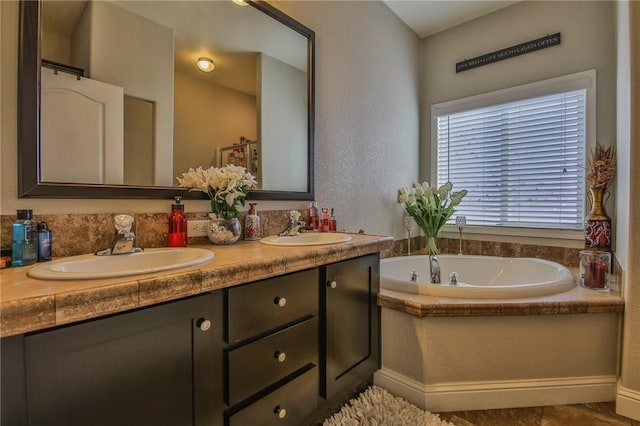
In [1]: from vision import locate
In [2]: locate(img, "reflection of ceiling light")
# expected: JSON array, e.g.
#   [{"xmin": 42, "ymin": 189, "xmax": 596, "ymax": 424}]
[
  {"xmin": 232, "ymin": 0, "xmax": 249, "ymax": 6},
  {"xmin": 196, "ymin": 57, "xmax": 215, "ymax": 72}
]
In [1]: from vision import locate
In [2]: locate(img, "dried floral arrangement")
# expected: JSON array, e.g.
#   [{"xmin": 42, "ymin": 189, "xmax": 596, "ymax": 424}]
[{"xmin": 586, "ymin": 142, "xmax": 616, "ymax": 190}]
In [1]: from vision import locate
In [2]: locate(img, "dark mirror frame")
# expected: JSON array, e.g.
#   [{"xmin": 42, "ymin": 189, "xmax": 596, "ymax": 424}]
[{"xmin": 18, "ymin": 0, "xmax": 315, "ymax": 201}]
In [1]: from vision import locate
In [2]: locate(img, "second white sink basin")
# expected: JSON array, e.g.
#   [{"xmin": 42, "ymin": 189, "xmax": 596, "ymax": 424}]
[
  {"xmin": 27, "ymin": 247, "xmax": 214, "ymax": 280},
  {"xmin": 260, "ymin": 233, "xmax": 352, "ymax": 247}
]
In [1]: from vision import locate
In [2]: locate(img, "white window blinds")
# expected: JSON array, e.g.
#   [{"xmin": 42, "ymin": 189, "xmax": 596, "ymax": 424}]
[{"xmin": 436, "ymin": 89, "xmax": 586, "ymax": 230}]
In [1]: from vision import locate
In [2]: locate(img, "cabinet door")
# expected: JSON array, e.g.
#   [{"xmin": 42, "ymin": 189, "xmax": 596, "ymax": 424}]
[
  {"xmin": 322, "ymin": 254, "xmax": 380, "ymax": 399},
  {"xmin": 24, "ymin": 292, "xmax": 223, "ymax": 426}
]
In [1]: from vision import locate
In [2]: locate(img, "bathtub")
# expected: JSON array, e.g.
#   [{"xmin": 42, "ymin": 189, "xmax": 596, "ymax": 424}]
[
  {"xmin": 376, "ymin": 254, "xmax": 619, "ymax": 413},
  {"xmin": 380, "ymin": 255, "xmax": 575, "ymax": 298}
]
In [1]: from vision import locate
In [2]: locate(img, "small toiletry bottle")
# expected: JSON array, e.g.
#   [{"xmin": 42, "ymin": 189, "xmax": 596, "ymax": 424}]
[
  {"xmin": 244, "ymin": 203, "xmax": 261, "ymax": 240},
  {"xmin": 309, "ymin": 202, "xmax": 318, "ymax": 230},
  {"xmin": 37, "ymin": 221, "xmax": 52, "ymax": 261},
  {"xmin": 12, "ymin": 209, "xmax": 37, "ymax": 266},
  {"xmin": 168, "ymin": 196, "xmax": 187, "ymax": 247},
  {"xmin": 320, "ymin": 208, "xmax": 330, "ymax": 232},
  {"xmin": 329, "ymin": 208, "xmax": 337, "ymax": 232}
]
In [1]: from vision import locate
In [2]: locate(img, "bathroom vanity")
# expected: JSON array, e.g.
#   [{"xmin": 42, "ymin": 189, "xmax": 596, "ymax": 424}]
[{"xmin": 0, "ymin": 234, "xmax": 391, "ymax": 425}]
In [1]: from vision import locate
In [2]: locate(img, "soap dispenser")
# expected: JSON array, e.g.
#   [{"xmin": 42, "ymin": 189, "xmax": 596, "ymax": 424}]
[
  {"xmin": 244, "ymin": 203, "xmax": 261, "ymax": 240},
  {"xmin": 168, "ymin": 196, "xmax": 187, "ymax": 247}
]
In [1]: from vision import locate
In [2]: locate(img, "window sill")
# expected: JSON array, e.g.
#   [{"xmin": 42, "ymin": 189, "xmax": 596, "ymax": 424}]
[{"xmin": 439, "ymin": 225, "xmax": 585, "ymax": 248}]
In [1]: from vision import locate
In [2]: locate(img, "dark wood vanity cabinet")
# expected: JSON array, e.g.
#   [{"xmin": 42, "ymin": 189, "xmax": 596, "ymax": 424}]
[
  {"xmin": 223, "ymin": 269, "xmax": 320, "ymax": 425},
  {"xmin": 0, "ymin": 254, "xmax": 381, "ymax": 426},
  {"xmin": 2, "ymin": 292, "xmax": 223, "ymax": 426},
  {"xmin": 322, "ymin": 253, "xmax": 381, "ymax": 401}
]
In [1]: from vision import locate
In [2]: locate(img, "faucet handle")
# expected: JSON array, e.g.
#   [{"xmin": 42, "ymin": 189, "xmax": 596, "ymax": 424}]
[
  {"xmin": 114, "ymin": 214, "xmax": 134, "ymax": 234},
  {"xmin": 289, "ymin": 210, "xmax": 301, "ymax": 222}
]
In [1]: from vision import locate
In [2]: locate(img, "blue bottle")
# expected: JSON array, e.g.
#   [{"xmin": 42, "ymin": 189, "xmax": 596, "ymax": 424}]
[
  {"xmin": 37, "ymin": 221, "xmax": 52, "ymax": 261},
  {"xmin": 12, "ymin": 209, "xmax": 37, "ymax": 266}
]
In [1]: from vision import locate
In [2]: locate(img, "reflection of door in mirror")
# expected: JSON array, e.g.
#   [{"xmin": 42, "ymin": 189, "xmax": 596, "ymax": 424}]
[
  {"xmin": 41, "ymin": 0, "xmax": 173, "ymax": 186},
  {"xmin": 41, "ymin": 66, "xmax": 124, "ymax": 184}
]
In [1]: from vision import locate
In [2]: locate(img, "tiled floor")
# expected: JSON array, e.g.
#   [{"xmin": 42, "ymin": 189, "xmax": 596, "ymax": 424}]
[{"xmin": 437, "ymin": 402, "xmax": 640, "ymax": 426}]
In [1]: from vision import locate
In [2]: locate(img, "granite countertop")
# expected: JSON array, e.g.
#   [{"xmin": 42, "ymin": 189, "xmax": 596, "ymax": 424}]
[{"xmin": 0, "ymin": 233, "xmax": 394, "ymax": 338}]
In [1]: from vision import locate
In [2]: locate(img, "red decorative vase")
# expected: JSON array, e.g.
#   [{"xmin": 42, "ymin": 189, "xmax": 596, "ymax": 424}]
[{"xmin": 584, "ymin": 188, "xmax": 611, "ymax": 250}]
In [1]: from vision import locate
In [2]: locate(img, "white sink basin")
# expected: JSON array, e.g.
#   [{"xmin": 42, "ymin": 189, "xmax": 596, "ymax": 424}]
[
  {"xmin": 27, "ymin": 247, "xmax": 214, "ymax": 280},
  {"xmin": 259, "ymin": 233, "xmax": 352, "ymax": 247}
]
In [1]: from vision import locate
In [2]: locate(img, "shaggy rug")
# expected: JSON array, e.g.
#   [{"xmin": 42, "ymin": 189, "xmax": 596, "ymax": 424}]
[{"xmin": 322, "ymin": 385, "xmax": 454, "ymax": 426}]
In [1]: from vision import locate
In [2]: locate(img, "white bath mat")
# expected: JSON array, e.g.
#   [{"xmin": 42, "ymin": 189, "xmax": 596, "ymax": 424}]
[{"xmin": 322, "ymin": 385, "xmax": 454, "ymax": 426}]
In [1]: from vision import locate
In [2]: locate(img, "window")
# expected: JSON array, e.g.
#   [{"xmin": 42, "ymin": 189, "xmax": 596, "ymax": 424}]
[{"xmin": 432, "ymin": 71, "xmax": 595, "ymax": 232}]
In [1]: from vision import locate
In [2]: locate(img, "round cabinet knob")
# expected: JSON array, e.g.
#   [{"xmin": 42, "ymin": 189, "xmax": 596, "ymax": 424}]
[
  {"xmin": 274, "ymin": 406, "xmax": 287, "ymax": 419},
  {"xmin": 274, "ymin": 296, "xmax": 287, "ymax": 307},
  {"xmin": 197, "ymin": 318, "xmax": 211, "ymax": 332},
  {"xmin": 328, "ymin": 280, "xmax": 338, "ymax": 289},
  {"xmin": 274, "ymin": 351, "xmax": 287, "ymax": 363}
]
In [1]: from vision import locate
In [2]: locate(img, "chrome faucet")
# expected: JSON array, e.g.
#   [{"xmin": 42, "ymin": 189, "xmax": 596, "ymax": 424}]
[
  {"xmin": 96, "ymin": 214, "xmax": 144, "ymax": 256},
  {"xmin": 279, "ymin": 210, "xmax": 306, "ymax": 236},
  {"xmin": 429, "ymin": 255, "xmax": 441, "ymax": 284}
]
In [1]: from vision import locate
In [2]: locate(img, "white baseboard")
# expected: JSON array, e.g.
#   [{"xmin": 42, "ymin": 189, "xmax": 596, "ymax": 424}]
[
  {"xmin": 374, "ymin": 368, "xmax": 617, "ymax": 412},
  {"xmin": 617, "ymin": 385, "xmax": 640, "ymax": 420}
]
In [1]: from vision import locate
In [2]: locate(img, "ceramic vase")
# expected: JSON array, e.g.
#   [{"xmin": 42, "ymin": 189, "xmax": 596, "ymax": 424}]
[{"xmin": 584, "ymin": 188, "xmax": 611, "ymax": 251}]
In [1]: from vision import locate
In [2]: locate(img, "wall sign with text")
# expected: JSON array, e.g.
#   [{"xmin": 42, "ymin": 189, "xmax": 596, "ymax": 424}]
[{"xmin": 456, "ymin": 33, "xmax": 561, "ymax": 73}]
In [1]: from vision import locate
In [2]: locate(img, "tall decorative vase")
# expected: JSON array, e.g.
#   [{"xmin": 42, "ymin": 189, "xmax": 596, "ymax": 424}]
[
  {"xmin": 208, "ymin": 214, "xmax": 241, "ymax": 245},
  {"xmin": 584, "ymin": 188, "xmax": 611, "ymax": 250}
]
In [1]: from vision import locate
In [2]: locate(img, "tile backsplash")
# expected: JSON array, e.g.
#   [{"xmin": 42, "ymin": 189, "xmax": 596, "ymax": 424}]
[{"xmin": 1, "ymin": 210, "xmax": 307, "ymax": 258}]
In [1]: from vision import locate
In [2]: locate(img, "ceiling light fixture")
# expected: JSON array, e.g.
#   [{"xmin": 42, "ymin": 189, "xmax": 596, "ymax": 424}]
[
  {"xmin": 232, "ymin": 0, "xmax": 249, "ymax": 6},
  {"xmin": 196, "ymin": 57, "xmax": 215, "ymax": 73}
]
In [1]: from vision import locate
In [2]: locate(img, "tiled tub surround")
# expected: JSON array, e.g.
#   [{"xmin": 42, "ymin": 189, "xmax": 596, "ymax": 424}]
[
  {"xmin": 0, "ymin": 233, "xmax": 392, "ymax": 338},
  {"xmin": 383, "ymin": 235, "xmax": 623, "ymax": 292},
  {"xmin": 375, "ymin": 238, "xmax": 625, "ymax": 414}
]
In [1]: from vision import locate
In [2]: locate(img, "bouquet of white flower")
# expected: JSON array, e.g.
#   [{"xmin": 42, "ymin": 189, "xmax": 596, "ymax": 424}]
[
  {"xmin": 397, "ymin": 181, "xmax": 467, "ymax": 254},
  {"xmin": 177, "ymin": 165, "xmax": 257, "ymax": 219}
]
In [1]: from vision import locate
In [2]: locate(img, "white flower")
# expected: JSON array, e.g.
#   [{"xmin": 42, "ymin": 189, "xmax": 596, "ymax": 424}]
[
  {"xmin": 176, "ymin": 165, "xmax": 257, "ymax": 213},
  {"xmin": 423, "ymin": 186, "xmax": 433, "ymax": 197},
  {"xmin": 414, "ymin": 185, "xmax": 424, "ymax": 196}
]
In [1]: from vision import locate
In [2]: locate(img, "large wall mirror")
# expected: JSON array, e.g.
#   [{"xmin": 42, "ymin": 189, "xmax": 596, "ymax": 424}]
[{"xmin": 18, "ymin": 0, "xmax": 315, "ymax": 200}]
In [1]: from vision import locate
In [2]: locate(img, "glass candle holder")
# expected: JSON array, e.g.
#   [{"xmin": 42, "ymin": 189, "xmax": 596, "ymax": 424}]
[{"xmin": 580, "ymin": 250, "xmax": 610, "ymax": 291}]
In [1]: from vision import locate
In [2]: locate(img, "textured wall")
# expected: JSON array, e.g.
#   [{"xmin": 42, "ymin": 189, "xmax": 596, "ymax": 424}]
[{"xmin": 273, "ymin": 1, "xmax": 421, "ymax": 239}]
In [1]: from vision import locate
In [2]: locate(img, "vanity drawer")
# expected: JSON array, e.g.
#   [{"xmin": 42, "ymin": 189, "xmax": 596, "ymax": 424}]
[
  {"xmin": 227, "ymin": 366, "xmax": 318, "ymax": 426},
  {"xmin": 226, "ymin": 317, "xmax": 317, "ymax": 405},
  {"xmin": 225, "ymin": 269, "xmax": 318, "ymax": 343}
]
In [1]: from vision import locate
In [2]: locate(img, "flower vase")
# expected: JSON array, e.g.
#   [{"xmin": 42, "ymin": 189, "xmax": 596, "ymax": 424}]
[
  {"xmin": 584, "ymin": 188, "xmax": 611, "ymax": 251},
  {"xmin": 208, "ymin": 214, "xmax": 241, "ymax": 245}
]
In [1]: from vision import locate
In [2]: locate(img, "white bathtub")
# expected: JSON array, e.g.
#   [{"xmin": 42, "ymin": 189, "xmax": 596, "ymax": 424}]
[{"xmin": 380, "ymin": 255, "xmax": 575, "ymax": 298}]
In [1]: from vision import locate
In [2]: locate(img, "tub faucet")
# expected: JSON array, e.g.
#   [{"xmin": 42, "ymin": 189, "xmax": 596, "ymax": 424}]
[
  {"xmin": 279, "ymin": 210, "xmax": 306, "ymax": 236},
  {"xmin": 96, "ymin": 214, "xmax": 144, "ymax": 256},
  {"xmin": 429, "ymin": 255, "xmax": 441, "ymax": 284}
]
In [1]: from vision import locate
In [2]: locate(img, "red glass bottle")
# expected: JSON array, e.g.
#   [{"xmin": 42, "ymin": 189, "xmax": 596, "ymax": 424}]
[{"xmin": 168, "ymin": 196, "xmax": 187, "ymax": 247}]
